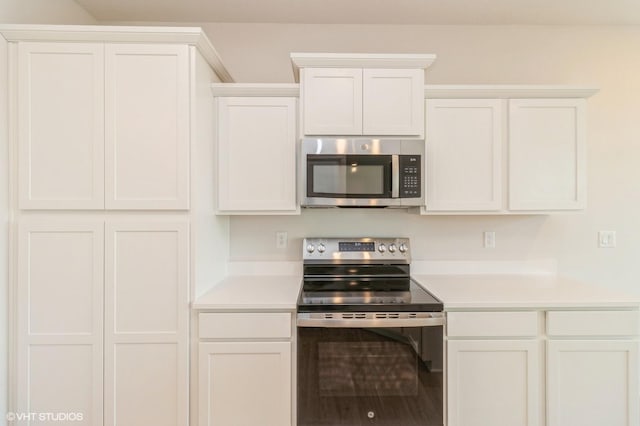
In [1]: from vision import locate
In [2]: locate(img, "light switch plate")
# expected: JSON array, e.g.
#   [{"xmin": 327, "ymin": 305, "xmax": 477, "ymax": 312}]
[
  {"xmin": 483, "ymin": 231, "xmax": 496, "ymax": 249},
  {"xmin": 276, "ymin": 231, "xmax": 288, "ymax": 249},
  {"xmin": 598, "ymin": 231, "xmax": 616, "ymax": 248}
]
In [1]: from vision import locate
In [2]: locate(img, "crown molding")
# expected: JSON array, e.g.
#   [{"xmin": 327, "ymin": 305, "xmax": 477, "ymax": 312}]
[
  {"xmin": 290, "ymin": 52, "xmax": 436, "ymax": 82},
  {"xmin": 0, "ymin": 24, "xmax": 234, "ymax": 82},
  {"xmin": 211, "ymin": 83, "xmax": 299, "ymax": 97},
  {"xmin": 424, "ymin": 84, "xmax": 599, "ymax": 99}
]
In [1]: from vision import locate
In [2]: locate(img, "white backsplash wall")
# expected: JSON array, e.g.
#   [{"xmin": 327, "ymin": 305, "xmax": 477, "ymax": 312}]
[
  {"xmin": 230, "ymin": 210, "xmax": 549, "ymax": 261},
  {"xmin": 229, "ymin": 205, "xmax": 639, "ymax": 294}
]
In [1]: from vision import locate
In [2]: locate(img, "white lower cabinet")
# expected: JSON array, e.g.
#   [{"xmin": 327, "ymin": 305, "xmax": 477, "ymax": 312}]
[
  {"xmin": 104, "ymin": 221, "xmax": 189, "ymax": 426},
  {"xmin": 16, "ymin": 219, "xmax": 189, "ymax": 426},
  {"xmin": 546, "ymin": 310, "xmax": 639, "ymax": 426},
  {"xmin": 447, "ymin": 310, "xmax": 540, "ymax": 426},
  {"xmin": 17, "ymin": 222, "xmax": 105, "ymax": 425},
  {"xmin": 448, "ymin": 340, "xmax": 539, "ymax": 426},
  {"xmin": 197, "ymin": 312, "xmax": 293, "ymax": 426},
  {"xmin": 198, "ymin": 342, "xmax": 292, "ymax": 426},
  {"xmin": 547, "ymin": 340, "xmax": 638, "ymax": 426},
  {"xmin": 447, "ymin": 309, "xmax": 640, "ymax": 426}
]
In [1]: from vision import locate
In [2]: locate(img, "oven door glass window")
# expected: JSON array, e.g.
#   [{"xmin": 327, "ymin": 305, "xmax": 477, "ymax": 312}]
[
  {"xmin": 297, "ymin": 327, "xmax": 443, "ymax": 426},
  {"xmin": 307, "ymin": 155, "xmax": 392, "ymax": 198}
]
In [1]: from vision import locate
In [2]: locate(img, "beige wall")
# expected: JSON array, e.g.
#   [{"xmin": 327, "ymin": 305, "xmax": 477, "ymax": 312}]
[
  {"xmin": 186, "ymin": 23, "xmax": 640, "ymax": 294},
  {"xmin": 0, "ymin": 0, "xmax": 96, "ymax": 24}
]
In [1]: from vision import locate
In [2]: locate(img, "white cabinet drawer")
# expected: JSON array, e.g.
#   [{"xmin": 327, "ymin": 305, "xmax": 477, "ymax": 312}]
[
  {"xmin": 547, "ymin": 310, "xmax": 639, "ymax": 337},
  {"xmin": 447, "ymin": 311, "xmax": 538, "ymax": 337},
  {"xmin": 199, "ymin": 312, "xmax": 292, "ymax": 339}
]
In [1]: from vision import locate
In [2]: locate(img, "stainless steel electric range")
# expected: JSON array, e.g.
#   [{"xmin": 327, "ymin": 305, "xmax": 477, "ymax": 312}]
[{"xmin": 297, "ymin": 237, "xmax": 445, "ymax": 426}]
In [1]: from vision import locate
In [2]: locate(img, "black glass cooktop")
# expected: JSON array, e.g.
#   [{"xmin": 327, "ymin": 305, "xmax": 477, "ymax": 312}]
[{"xmin": 298, "ymin": 278, "xmax": 443, "ymax": 313}]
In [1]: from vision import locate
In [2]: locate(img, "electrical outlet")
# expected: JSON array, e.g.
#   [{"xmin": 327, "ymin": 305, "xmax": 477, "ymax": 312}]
[
  {"xmin": 276, "ymin": 231, "xmax": 288, "ymax": 249},
  {"xmin": 483, "ymin": 231, "xmax": 496, "ymax": 249},
  {"xmin": 598, "ymin": 231, "xmax": 616, "ymax": 248}
]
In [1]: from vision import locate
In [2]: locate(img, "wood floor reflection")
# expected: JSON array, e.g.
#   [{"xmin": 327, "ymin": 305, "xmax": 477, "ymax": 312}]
[{"xmin": 298, "ymin": 328, "xmax": 443, "ymax": 426}]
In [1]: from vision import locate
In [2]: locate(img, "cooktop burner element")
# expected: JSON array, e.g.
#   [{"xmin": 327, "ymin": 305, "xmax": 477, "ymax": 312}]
[{"xmin": 298, "ymin": 238, "xmax": 443, "ymax": 313}]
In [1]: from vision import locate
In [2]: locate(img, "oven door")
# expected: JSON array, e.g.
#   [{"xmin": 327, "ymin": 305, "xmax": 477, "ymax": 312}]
[
  {"xmin": 297, "ymin": 319, "xmax": 443, "ymax": 426},
  {"xmin": 305, "ymin": 154, "xmax": 398, "ymax": 207}
]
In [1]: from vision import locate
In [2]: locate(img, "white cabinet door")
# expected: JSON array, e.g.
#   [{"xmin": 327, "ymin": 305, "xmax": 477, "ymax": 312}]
[
  {"xmin": 217, "ymin": 97, "xmax": 298, "ymax": 213},
  {"xmin": 17, "ymin": 221, "xmax": 104, "ymax": 425},
  {"xmin": 17, "ymin": 42, "xmax": 105, "ymax": 210},
  {"xmin": 509, "ymin": 98, "xmax": 586, "ymax": 210},
  {"xmin": 425, "ymin": 99, "xmax": 502, "ymax": 211},
  {"xmin": 447, "ymin": 339, "xmax": 539, "ymax": 426},
  {"xmin": 105, "ymin": 44, "xmax": 190, "ymax": 210},
  {"xmin": 104, "ymin": 221, "xmax": 189, "ymax": 426},
  {"xmin": 302, "ymin": 68, "xmax": 363, "ymax": 135},
  {"xmin": 547, "ymin": 340, "xmax": 639, "ymax": 426},
  {"xmin": 199, "ymin": 341, "xmax": 292, "ymax": 426},
  {"xmin": 363, "ymin": 68, "xmax": 424, "ymax": 136}
]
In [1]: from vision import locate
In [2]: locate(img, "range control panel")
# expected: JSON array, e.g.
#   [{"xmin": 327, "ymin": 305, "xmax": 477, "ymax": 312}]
[
  {"xmin": 399, "ymin": 155, "xmax": 421, "ymax": 198},
  {"xmin": 303, "ymin": 238, "xmax": 411, "ymax": 262}
]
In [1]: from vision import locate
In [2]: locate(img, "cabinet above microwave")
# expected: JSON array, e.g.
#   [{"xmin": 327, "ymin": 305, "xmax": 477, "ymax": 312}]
[{"xmin": 291, "ymin": 53, "xmax": 436, "ymax": 138}]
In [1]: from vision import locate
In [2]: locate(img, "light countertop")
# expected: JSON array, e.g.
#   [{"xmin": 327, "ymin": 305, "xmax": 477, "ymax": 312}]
[
  {"xmin": 193, "ymin": 275, "xmax": 302, "ymax": 311},
  {"xmin": 413, "ymin": 274, "xmax": 640, "ymax": 310},
  {"xmin": 193, "ymin": 263, "xmax": 640, "ymax": 311}
]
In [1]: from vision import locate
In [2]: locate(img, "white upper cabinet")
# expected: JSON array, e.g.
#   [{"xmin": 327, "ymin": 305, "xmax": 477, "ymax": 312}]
[
  {"xmin": 363, "ymin": 68, "xmax": 424, "ymax": 135},
  {"xmin": 509, "ymin": 98, "xmax": 586, "ymax": 210},
  {"xmin": 302, "ymin": 68, "xmax": 424, "ymax": 136},
  {"xmin": 15, "ymin": 41, "xmax": 191, "ymax": 210},
  {"xmin": 216, "ymin": 95, "xmax": 298, "ymax": 214},
  {"xmin": 18, "ymin": 42, "xmax": 105, "ymax": 209},
  {"xmin": 422, "ymin": 87, "xmax": 596, "ymax": 214},
  {"xmin": 302, "ymin": 68, "xmax": 363, "ymax": 135},
  {"xmin": 425, "ymin": 99, "xmax": 503, "ymax": 211},
  {"xmin": 105, "ymin": 44, "xmax": 190, "ymax": 210},
  {"xmin": 293, "ymin": 53, "xmax": 434, "ymax": 137}
]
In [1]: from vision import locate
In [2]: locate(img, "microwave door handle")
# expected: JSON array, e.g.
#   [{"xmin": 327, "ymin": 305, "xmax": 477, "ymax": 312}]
[{"xmin": 391, "ymin": 155, "xmax": 400, "ymax": 198}]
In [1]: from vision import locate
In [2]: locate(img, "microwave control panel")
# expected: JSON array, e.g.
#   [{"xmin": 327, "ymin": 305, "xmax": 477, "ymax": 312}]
[{"xmin": 399, "ymin": 155, "xmax": 421, "ymax": 198}]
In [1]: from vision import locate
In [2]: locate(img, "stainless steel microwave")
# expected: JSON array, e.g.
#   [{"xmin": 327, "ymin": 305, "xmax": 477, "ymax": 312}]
[{"xmin": 301, "ymin": 138, "xmax": 424, "ymax": 207}]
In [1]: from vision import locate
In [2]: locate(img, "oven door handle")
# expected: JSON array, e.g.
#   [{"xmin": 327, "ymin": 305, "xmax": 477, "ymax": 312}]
[{"xmin": 297, "ymin": 315, "xmax": 444, "ymax": 328}]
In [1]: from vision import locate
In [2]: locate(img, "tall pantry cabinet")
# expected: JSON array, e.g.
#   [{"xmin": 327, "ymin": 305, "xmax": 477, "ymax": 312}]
[{"xmin": 1, "ymin": 25, "xmax": 232, "ymax": 426}]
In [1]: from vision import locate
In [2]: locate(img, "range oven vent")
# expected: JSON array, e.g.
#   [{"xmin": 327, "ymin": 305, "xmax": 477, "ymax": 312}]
[{"xmin": 316, "ymin": 312, "xmax": 438, "ymax": 320}]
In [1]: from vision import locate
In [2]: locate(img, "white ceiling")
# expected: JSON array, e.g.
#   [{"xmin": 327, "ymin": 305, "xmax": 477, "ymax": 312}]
[{"xmin": 74, "ymin": 0, "xmax": 640, "ymax": 25}]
